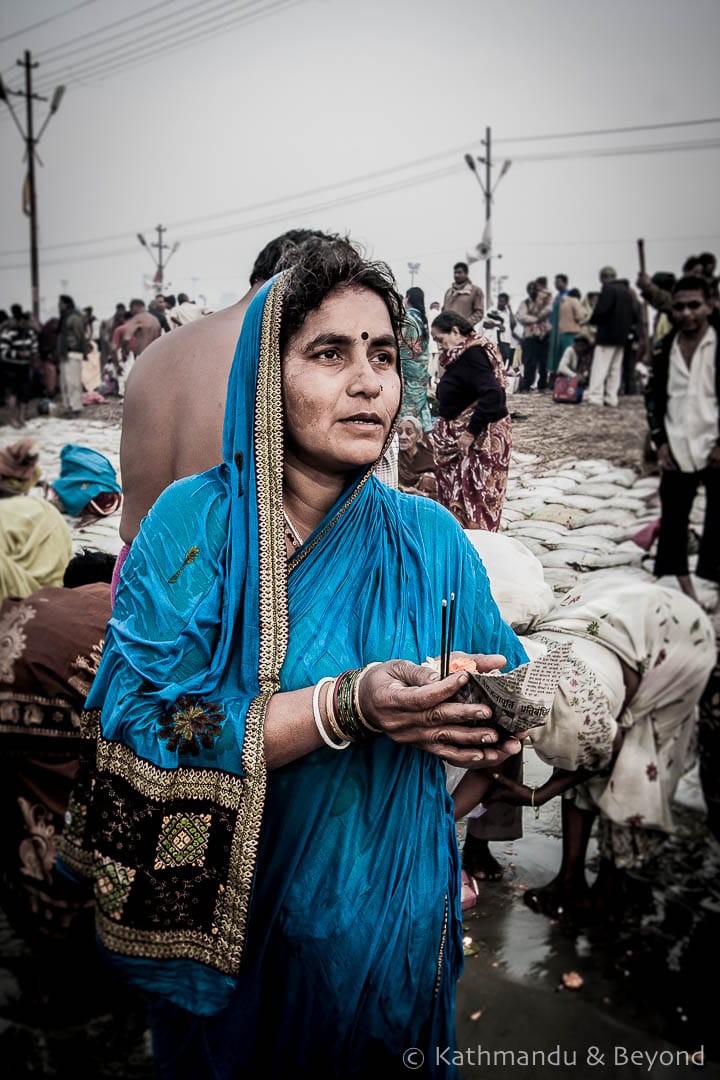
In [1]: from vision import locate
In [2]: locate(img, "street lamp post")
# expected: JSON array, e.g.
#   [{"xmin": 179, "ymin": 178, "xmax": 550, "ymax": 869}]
[
  {"xmin": 407, "ymin": 261, "xmax": 421, "ymax": 288},
  {"xmin": 0, "ymin": 51, "xmax": 65, "ymax": 320},
  {"xmin": 137, "ymin": 227, "xmax": 180, "ymax": 290},
  {"xmin": 463, "ymin": 128, "xmax": 512, "ymax": 308}
]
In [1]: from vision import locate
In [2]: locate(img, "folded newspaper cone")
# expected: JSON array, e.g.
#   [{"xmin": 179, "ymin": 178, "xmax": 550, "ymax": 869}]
[{"xmin": 464, "ymin": 643, "xmax": 573, "ymax": 735}]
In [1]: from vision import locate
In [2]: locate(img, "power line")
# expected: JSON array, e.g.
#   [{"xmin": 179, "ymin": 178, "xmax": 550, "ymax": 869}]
[
  {"xmin": 34, "ymin": 0, "xmax": 188, "ymax": 61},
  {"xmin": 498, "ymin": 234, "xmax": 720, "ymax": 249},
  {"xmin": 496, "ymin": 117, "xmax": 720, "ymax": 144},
  {"xmin": 0, "ymin": 0, "xmax": 104, "ymax": 45},
  {"xmin": 1, "ymin": 133, "xmax": 718, "ymax": 264},
  {"xmin": 29, "ymin": 0, "xmax": 304, "ymax": 93},
  {"xmin": 512, "ymin": 138, "xmax": 720, "ymax": 162},
  {"xmin": 31, "ymin": 0, "xmax": 239, "ymax": 73},
  {"xmin": 1, "ymin": 0, "xmax": 270, "ymax": 87},
  {"xmin": 1, "ymin": 0, "xmax": 184, "ymax": 76},
  {"xmin": 0, "ymin": 162, "xmax": 461, "ymax": 269},
  {"xmin": 0, "ymin": 144, "xmax": 477, "ymax": 258}
]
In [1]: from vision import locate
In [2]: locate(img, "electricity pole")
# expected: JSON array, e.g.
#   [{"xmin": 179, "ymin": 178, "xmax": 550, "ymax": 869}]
[
  {"xmin": 463, "ymin": 128, "xmax": 512, "ymax": 311},
  {"xmin": 407, "ymin": 261, "xmax": 420, "ymax": 288},
  {"xmin": 137, "ymin": 225, "xmax": 179, "ymax": 290},
  {"xmin": 0, "ymin": 51, "xmax": 65, "ymax": 320},
  {"xmin": 482, "ymin": 127, "xmax": 492, "ymax": 306}
]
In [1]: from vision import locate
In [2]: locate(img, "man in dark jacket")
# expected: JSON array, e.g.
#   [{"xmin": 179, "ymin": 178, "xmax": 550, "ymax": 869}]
[
  {"xmin": 586, "ymin": 266, "xmax": 635, "ymax": 406},
  {"xmin": 644, "ymin": 274, "xmax": 719, "ymax": 605},
  {"xmin": 57, "ymin": 295, "xmax": 88, "ymax": 417}
]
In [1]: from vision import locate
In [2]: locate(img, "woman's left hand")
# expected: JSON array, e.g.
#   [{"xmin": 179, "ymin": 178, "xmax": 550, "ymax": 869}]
[
  {"xmin": 357, "ymin": 657, "xmax": 523, "ymax": 768},
  {"xmin": 458, "ymin": 430, "xmax": 475, "ymax": 455}
]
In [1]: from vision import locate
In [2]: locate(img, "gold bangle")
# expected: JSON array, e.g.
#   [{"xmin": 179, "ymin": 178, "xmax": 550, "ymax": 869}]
[
  {"xmin": 531, "ymin": 787, "xmax": 540, "ymax": 819},
  {"xmin": 324, "ymin": 678, "xmax": 347, "ymax": 745}
]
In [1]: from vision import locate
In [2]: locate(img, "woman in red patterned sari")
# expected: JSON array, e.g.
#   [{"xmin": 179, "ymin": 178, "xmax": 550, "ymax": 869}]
[{"xmin": 430, "ymin": 311, "xmax": 511, "ymax": 530}]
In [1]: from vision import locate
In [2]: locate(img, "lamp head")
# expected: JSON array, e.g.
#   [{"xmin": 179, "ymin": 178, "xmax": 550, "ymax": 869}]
[{"xmin": 50, "ymin": 85, "xmax": 65, "ymax": 113}]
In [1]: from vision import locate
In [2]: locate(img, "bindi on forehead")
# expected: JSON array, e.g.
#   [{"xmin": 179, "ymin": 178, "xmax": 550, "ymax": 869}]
[{"xmin": 361, "ymin": 331, "xmax": 369, "ymax": 340}]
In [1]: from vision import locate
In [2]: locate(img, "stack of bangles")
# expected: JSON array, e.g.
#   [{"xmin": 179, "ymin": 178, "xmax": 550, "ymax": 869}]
[{"xmin": 312, "ymin": 663, "xmax": 383, "ymax": 750}]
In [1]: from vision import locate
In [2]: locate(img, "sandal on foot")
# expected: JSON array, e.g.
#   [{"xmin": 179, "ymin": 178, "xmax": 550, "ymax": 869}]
[{"xmin": 461, "ymin": 869, "xmax": 479, "ymax": 911}]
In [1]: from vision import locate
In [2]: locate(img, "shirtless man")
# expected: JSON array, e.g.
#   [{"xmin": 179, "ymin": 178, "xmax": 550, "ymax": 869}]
[
  {"xmin": 121, "ymin": 299, "xmax": 162, "ymax": 359},
  {"xmin": 119, "ymin": 230, "xmax": 347, "ymax": 544}
]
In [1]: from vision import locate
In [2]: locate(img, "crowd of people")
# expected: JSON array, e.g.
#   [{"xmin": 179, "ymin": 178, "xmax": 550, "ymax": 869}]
[
  {"xmin": 390, "ymin": 250, "xmax": 719, "ymax": 539},
  {"xmin": 0, "ymin": 228, "xmax": 718, "ymax": 1076},
  {"xmin": 0, "ymin": 291, "xmax": 206, "ymax": 427}
]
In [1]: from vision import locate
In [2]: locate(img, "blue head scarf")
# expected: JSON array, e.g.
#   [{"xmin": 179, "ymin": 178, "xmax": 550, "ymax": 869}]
[{"xmin": 52, "ymin": 444, "xmax": 121, "ymax": 516}]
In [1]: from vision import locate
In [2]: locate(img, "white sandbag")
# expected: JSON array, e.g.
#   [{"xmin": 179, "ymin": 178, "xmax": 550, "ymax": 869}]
[
  {"xmin": 582, "ymin": 482, "xmax": 634, "ymax": 499},
  {"xmin": 499, "ymin": 507, "xmax": 526, "ymax": 523},
  {"xmin": 578, "ymin": 507, "xmax": 638, "ymax": 527},
  {"xmin": 567, "ymin": 523, "xmax": 632, "ymax": 541},
  {"xmin": 531, "ymin": 504, "xmax": 588, "ymax": 528},
  {"xmin": 464, "ymin": 530, "xmax": 554, "ymax": 632},
  {"xmin": 601, "ymin": 467, "xmax": 639, "ymax": 488},
  {"xmin": 550, "ymin": 493, "xmax": 607, "ymax": 510},
  {"xmin": 505, "ymin": 518, "xmax": 570, "ymax": 536}
]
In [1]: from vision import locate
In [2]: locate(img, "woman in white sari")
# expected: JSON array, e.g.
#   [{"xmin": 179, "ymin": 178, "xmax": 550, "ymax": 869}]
[{"xmin": 453, "ymin": 572, "xmax": 716, "ymax": 919}]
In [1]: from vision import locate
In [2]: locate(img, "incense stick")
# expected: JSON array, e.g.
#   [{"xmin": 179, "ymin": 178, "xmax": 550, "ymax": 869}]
[
  {"xmin": 440, "ymin": 598, "xmax": 448, "ymax": 679},
  {"xmin": 447, "ymin": 592, "xmax": 456, "ymax": 674}
]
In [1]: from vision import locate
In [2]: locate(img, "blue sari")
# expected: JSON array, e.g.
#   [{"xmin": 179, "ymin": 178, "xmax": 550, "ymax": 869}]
[{"xmin": 60, "ymin": 276, "xmax": 526, "ymax": 1077}]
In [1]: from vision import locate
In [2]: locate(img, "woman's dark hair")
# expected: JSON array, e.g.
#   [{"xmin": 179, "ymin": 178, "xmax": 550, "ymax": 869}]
[
  {"xmin": 279, "ymin": 238, "xmax": 403, "ymax": 352},
  {"xmin": 430, "ymin": 310, "xmax": 474, "ymax": 337},
  {"xmin": 251, "ymin": 228, "xmax": 343, "ymax": 286},
  {"xmin": 673, "ymin": 275, "xmax": 711, "ymax": 300},
  {"xmin": 405, "ymin": 286, "xmax": 428, "ymax": 333}
]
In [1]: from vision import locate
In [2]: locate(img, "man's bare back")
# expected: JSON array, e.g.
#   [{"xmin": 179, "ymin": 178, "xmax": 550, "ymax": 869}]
[
  {"xmin": 119, "ymin": 229, "xmax": 363, "ymax": 544},
  {"xmin": 119, "ymin": 289, "xmax": 259, "ymax": 542}
]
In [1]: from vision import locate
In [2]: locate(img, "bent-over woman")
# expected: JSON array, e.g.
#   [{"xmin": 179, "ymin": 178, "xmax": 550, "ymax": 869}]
[
  {"xmin": 60, "ymin": 242, "xmax": 527, "ymax": 1078},
  {"xmin": 453, "ymin": 573, "xmax": 715, "ymax": 920},
  {"xmin": 430, "ymin": 311, "xmax": 511, "ymax": 531}
]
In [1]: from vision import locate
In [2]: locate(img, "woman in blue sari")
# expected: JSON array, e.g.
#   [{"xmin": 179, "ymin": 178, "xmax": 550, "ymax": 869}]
[{"xmin": 60, "ymin": 242, "xmax": 526, "ymax": 1078}]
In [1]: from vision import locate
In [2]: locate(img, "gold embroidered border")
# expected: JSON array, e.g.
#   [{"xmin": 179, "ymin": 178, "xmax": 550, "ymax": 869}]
[
  {"xmin": 93, "ymin": 733, "xmax": 255, "ymax": 971},
  {"xmin": 97, "ymin": 737, "xmax": 246, "ymax": 807},
  {"xmin": 99, "ymin": 279, "xmax": 292, "ymax": 974}
]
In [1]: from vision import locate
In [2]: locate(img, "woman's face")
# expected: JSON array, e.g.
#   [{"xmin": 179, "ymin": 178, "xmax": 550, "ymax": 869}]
[
  {"xmin": 282, "ymin": 286, "xmax": 401, "ymax": 476},
  {"xmin": 397, "ymin": 419, "xmax": 420, "ymax": 454},
  {"xmin": 431, "ymin": 325, "xmax": 464, "ymax": 352}
]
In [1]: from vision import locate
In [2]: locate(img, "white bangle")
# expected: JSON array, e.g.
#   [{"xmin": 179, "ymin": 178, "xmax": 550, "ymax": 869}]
[{"xmin": 312, "ymin": 677, "xmax": 350, "ymax": 750}]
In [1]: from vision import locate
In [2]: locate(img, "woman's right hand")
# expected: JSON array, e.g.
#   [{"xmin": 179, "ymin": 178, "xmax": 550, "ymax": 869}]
[
  {"xmin": 457, "ymin": 430, "xmax": 475, "ymax": 455},
  {"xmin": 358, "ymin": 658, "xmax": 523, "ymax": 769}
]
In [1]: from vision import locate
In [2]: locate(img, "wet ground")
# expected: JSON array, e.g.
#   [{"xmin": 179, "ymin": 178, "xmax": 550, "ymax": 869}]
[
  {"xmin": 2, "ymin": 390, "xmax": 719, "ymax": 1077},
  {"xmin": 455, "ymin": 750, "xmax": 720, "ymax": 1078}
]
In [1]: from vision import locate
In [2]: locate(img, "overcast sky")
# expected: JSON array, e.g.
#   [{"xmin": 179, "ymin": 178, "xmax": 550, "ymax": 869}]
[{"xmin": 1, "ymin": 0, "xmax": 719, "ymax": 320}]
